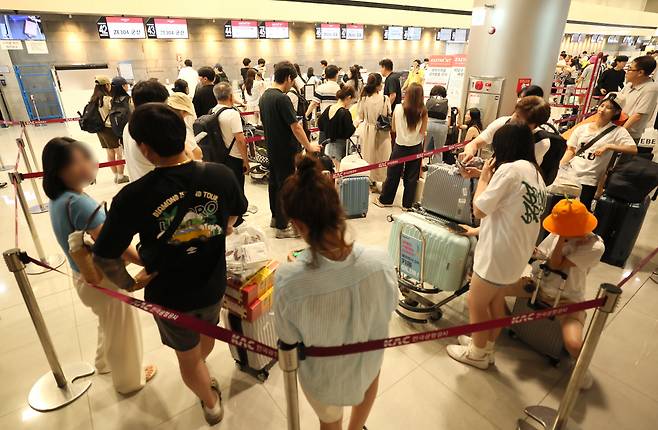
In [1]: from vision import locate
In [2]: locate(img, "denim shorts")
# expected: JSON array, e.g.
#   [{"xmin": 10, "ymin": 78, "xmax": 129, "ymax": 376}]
[
  {"xmin": 154, "ymin": 302, "xmax": 221, "ymax": 351},
  {"xmin": 325, "ymin": 139, "xmax": 347, "ymax": 161}
]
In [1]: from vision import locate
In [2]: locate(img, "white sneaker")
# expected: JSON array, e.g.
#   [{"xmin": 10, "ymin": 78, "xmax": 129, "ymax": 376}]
[
  {"xmin": 202, "ymin": 377, "xmax": 224, "ymax": 425},
  {"xmin": 446, "ymin": 344, "xmax": 490, "ymax": 370},
  {"xmin": 580, "ymin": 369, "xmax": 594, "ymax": 390},
  {"xmin": 457, "ymin": 335, "xmax": 495, "ymax": 364}
]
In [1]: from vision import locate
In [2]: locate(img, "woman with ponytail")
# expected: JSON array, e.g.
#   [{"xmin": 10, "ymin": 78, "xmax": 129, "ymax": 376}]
[{"xmin": 274, "ymin": 155, "xmax": 397, "ymax": 430}]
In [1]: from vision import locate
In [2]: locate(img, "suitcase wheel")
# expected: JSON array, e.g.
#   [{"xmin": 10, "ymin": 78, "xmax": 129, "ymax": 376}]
[
  {"xmin": 548, "ymin": 357, "xmax": 560, "ymax": 367},
  {"xmin": 507, "ymin": 329, "xmax": 519, "ymax": 340},
  {"xmin": 256, "ymin": 370, "xmax": 269, "ymax": 382},
  {"xmin": 429, "ymin": 309, "xmax": 443, "ymax": 322}
]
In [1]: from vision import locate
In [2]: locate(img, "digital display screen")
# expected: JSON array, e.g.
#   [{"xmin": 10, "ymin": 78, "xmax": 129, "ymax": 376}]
[
  {"xmin": 341, "ymin": 24, "xmax": 364, "ymax": 40},
  {"xmin": 0, "ymin": 15, "xmax": 46, "ymax": 41},
  {"xmin": 570, "ymin": 33, "xmax": 580, "ymax": 43},
  {"xmin": 383, "ymin": 26, "xmax": 404, "ymax": 40},
  {"xmin": 437, "ymin": 28, "xmax": 453, "ymax": 41},
  {"xmin": 97, "ymin": 17, "xmax": 145, "ymax": 39},
  {"xmin": 451, "ymin": 28, "xmax": 468, "ymax": 43},
  {"xmin": 146, "ymin": 18, "xmax": 188, "ymax": 39},
  {"xmin": 607, "ymin": 35, "xmax": 619, "ymax": 43},
  {"xmin": 622, "ymin": 36, "xmax": 636, "ymax": 45},
  {"xmin": 258, "ymin": 21, "xmax": 289, "ymax": 39},
  {"xmin": 315, "ymin": 23, "xmax": 341, "ymax": 39},
  {"xmin": 405, "ymin": 27, "xmax": 422, "ymax": 40},
  {"xmin": 224, "ymin": 20, "xmax": 259, "ymax": 39}
]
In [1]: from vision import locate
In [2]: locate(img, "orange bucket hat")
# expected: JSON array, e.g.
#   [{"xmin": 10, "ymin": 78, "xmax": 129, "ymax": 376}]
[{"xmin": 543, "ymin": 198, "xmax": 598, "ymax": 237}]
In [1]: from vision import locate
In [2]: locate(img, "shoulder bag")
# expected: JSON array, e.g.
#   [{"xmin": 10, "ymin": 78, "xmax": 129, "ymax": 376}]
[{"xmin": 376, "ymin": 95, "xmax": 392, "ymax": 131}]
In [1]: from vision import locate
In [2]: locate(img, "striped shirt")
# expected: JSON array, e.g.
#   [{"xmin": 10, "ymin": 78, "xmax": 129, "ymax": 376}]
[
  {"xmin": 312, "ymin": 80, "xmax": 341, "ymax": 114},
  {"xmin": 274, "ymin": 243, "xmax": 398, "ymax": 405}
]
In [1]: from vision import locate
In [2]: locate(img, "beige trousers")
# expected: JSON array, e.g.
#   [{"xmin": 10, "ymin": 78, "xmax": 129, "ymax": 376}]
[{"xmin": 73, "ymin": 272, "xmax": 145, "ymax": 394}]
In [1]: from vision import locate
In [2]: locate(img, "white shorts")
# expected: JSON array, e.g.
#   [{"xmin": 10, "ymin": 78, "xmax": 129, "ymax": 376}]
[{"xmin": 302, "ymin": 386, "xmax": 343, "ymax": 424}]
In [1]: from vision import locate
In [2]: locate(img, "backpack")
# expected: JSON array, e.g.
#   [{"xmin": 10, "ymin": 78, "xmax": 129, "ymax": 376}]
[
  {"xmin": 535, "ymin": 123, "xmax": 567, "ymax": 186},
  {"xmin": 192, "ymin": 107, "xmax": 238, "ymax": 163},
  {"xmin": 109, "ymin": 95, "xmax": 131, "ymax": 138},
  {"xmin": 426, "ymin": 97, "xmax": 448, "ymax": 120},
  {"xmin": 288, "ymin": 87, "xmax": 311, "ymax": 139},
  {"xmin": 605, "ymin": 156, "xmax": 658, "ymax": 203},
  {"xmin": 78, "ymin": 100, "xmax": 105, "ymax": 134}
]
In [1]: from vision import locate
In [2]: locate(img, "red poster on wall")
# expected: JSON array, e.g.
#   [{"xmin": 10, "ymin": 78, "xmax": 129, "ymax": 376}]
[{"xmin": 517, "ymin": 77, "xmax": 532, "ymax": 94}]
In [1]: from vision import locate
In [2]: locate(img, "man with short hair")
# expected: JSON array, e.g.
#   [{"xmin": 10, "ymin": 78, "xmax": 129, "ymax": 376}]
[
  {"xmin": 93, "ymin": 102, "xmax": 247, "ymax": 426},
  {"xmin": 177, "ymin": 59, "xmax": 198, "ymax": 96},
  {"xmin": 320, "ymin": 59, "xmax": 328, "ymax": 81},
  {"xmin": 380, "ymin": 58, "xmax": 402, "ymax": 112},
  {"xmin": 211, "ymin": 82, "xmax": 250, "ymax": 218},
  {"xmin": 192, "ymin": 67, "xmax": 217, "ymax": 117},
  {"xmin": 305, "ymin": 64, "xmax": 341, "ymax": 120},
  {"xmin": 123, "ymin": 79, "xmax": 170, "ymax": 180},
  {"xmin": 422, "ymin": 57, "xmax": 430, "ymax": 70},
  {"xmin": 240, "ymin": 58, "xmax": 252, "ymax": 82},
  {"xmin": 596, "ymin": 55, "xmax": 628, "ymax": 96},
  {"xmin": 259, "ymin": 61, "xmax": 321, "ymax": 238},
  {"xmin": 617, "ymin": 55, "xmax": 658, "ymax": 144},
  {"xmin": 257, "ymin": 58, "xmax": 267, "ymax": 79}
]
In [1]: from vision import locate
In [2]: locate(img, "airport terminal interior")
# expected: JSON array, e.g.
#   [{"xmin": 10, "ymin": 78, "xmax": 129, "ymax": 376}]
[{"xmin": 0, "ymin": 1, "xmax": 658, "ymax": 429}]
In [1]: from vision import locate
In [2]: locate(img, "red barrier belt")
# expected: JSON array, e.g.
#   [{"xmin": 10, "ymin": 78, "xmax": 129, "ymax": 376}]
[
  {"xmin": 21, "ymin": 159, "xmax": 126, "ymax": 179},
  {"xmin": 25, "ymin": 117, "xmax": 80, "ymax": 126},
  {"xmin": 0, "ymin": 119, "xmax": 22, "ymax": 126},
  {"xmin": 617, "ymin": 246, "xmax": 658, "ymax": 289}
]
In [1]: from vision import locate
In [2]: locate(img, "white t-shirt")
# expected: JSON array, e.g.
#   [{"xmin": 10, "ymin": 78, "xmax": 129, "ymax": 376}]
[
  {"xmin": 212, "ymin": 103, "xmax": 244, "ymax": 160},
  {"xmin": 122, "ymin": 126, "xmax": 155, "ymax": 180},
  {"xmin": 478, "ymin": 116, "xmax": 551, "ymax": 165},
  {"xmin": 177, "ymin": 66, "xmax": 198, "ymax": 97},
  {"xmin": 313, "ymin": 80, "xmax": 341, "ymax": 114},
  {"xmin": 473, "ymin": 160, "xmax": 547, "ymax": 285},
  {"xmin": 393, "ymin": 104, "xmax": 423, "ymax": 147},
  {"xmin": 182, "ymin": 114, "xmax": 200, "ymax": 159},
  {"xmin": 567, "ymin": 123, "xmax": 635, "ymax": 186},
  {"xmin": 244, "ymin": 80, "xmax": 266, "ymax": 107},
  {"xmin": 536, "ymin": 233, "xmax": 605, "ymax": 302}
]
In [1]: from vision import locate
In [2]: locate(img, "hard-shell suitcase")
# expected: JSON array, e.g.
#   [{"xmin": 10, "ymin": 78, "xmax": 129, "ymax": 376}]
[
  {"xmin": 420, "ymin": 163, "xmax": 478, "ymax": 226},
  {"xmin": 338, "ymin": 176, "xmax": 369, "ymax": 218},
  {"xmin": 594, "ymin": 194, "xmax": 650, "ymax": 267},
  {"xmin": 509, "ymin": 263, "xmax": 568, "ymax": 366},
  {"xmin": 537, "ymin": 186, "xmax": 581, "ymax": 243},
  {"xmin": 221, "ymin": 309, "xmax": 277, "ymax": 382},
  {"xmin": 388, "ymin": 211, "xmax": 475, "ymax": 323}
]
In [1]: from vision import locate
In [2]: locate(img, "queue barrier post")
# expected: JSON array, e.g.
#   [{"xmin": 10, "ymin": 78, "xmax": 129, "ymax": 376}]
[
  {"xmin": 8, "ymin": 171, "xmax": 65, "ymax": 275},
  {"xmin": 21, "ymin": 123, "xmax": 42, "ymax": 172},
  {"xmin": 0, "ymin": 154, "xmax": 12, "ymax": 172},
  {"xmin": 278, "ymin": 341, "xmax": 301, "ymax": 430},
  {"xmin": 517, "ymin": 283, "xmax": 622, "ymax": 430},
  {"xmin": 3, "ymin": 248, "xmax": 94, "ymax": 411},
  {"xmin": 15, "ymin": 137, "xmax": 48, "ymax": 214}
]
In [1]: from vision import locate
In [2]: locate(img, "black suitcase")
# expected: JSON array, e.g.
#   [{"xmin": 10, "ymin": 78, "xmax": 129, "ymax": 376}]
[
  {"xmin": 537, "ymin": 186, "xmax": 580, "ymax": 244},
  {"xmin": 594, "ymin": 194, "xmax": 650, "ymax": 267}
]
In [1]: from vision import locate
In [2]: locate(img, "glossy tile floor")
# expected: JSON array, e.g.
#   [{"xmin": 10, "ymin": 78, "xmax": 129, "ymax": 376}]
[{"xmin": 0, "ymin": 123, "xmax": 657, "ymax": 430}]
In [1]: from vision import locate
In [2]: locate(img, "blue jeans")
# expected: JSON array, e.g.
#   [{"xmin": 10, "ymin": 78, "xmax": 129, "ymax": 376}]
[{"xmin": 426, "ymin": 119, "xmax": 448, "ymax": 163}]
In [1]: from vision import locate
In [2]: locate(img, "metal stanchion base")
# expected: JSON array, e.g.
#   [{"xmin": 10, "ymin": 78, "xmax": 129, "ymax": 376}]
[
  {"xmin": 522, "ymin": 405, "xmax": 582, "ymax": 430},
  {"xmin": 28, "ymin": 362, "xmax": 94, "ymax": 412},
  {"xmin": 30, "ymin": 203, "xmax": 49, "ymax": 214},
  {"xmin": 0, "ymin": 165, "xmax": 13, "ymax": 172},
  {"xmin": 26, "ymin": 254, "xmax": 65, "ymax": 275},
  {"xmin": 517, "ymin": 419, "xmax": 540, "ymax": 430}
]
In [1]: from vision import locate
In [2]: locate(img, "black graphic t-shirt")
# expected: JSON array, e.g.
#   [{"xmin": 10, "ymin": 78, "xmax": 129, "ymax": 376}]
[{"xmin": 93, "ymin": 161, "xmax": 248, "ymax": 311}]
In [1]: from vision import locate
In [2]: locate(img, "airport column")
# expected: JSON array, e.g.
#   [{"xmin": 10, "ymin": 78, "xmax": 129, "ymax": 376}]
[{"xmin": 464, "ymin": 0, "xmax": 571, "ymax": 115}]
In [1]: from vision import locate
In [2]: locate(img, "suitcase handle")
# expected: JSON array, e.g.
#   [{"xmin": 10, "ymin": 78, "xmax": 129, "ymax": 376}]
[{"xmin": 529, "ymin": 263, "xmax": 569, "ymax": 307}]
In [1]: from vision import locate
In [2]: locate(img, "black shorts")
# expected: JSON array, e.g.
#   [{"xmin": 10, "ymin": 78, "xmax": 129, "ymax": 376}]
[{"xmin": 154, "ymin": 302, "xmax": 221, "ymax": 351}]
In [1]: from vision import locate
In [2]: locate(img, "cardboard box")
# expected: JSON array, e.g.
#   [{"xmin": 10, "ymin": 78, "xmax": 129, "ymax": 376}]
[
  {"xmin": 226, "ymin": 260, "xmax": 278, "ymax": 305},
  {"xmin": 223, "ymin": 287, "xmax": 274, "ymax": 322}
]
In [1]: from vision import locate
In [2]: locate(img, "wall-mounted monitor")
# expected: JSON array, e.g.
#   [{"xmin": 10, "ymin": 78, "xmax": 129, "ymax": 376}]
[
  {"xmin": 315, "ymin": 23, "xmax": 341, "ymax": 39},
  {"xmin": 97, "ymin": 17, "xmax": 145, "ymax": 39},
  {"xmin": 341, "ymin": 24, "xmax": 364, "ymax": 40},
  {"xmin": 0, "ymin": 15, "xmax": 46, "ymax": 40},
  {"xmin": 570, "ymin": 34, "xmax": 580, "ymax": 43},
  {"xmin": 451, "ymin": 28, "xmax": 468, "ymax": 43},
  {"xmin": 259, "ymin": 21, "xmax": 289, "ymax": 39},
  {"xmin": 437, "ymin": 28, "xmax": 453, "ymax": 41},
  {"xmin": 607, "ymin": 35, "xmax": 620, "ymax": 43},
  {"xmin": 622, "ymin": 35, "xmax": 636, "ymax": 45},
  {"xmin": 383, "ymin": 26, "xmax": 404, "ymax": 40},
  {"xmin": 224, "ymin": 20, "xmax": 259, "ymax": 39},
  {"xmin": 405, "ymin": 27, "xmax": 422, "ymax": 40},
  {"xmin": 145, "ymin": 18, "xmax": 188, "ymax": 39}
]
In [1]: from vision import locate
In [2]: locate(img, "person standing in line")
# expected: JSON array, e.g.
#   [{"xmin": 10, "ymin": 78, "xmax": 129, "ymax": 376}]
[
  {"xmin": 357, "ymin": 73, "xmax": 392, "ymax": 189},
  {"xmin": 93, "ymin": 103, "xmax": 248, "ymax": 425},
  {"xmin": 307, "ymin": 67, "xmax": 321, "ymax": 86},
  {"xmin": 318, "ymin": 86, "xmax": 357, "ymax": 170},
  {"xmin": 177, "ymin": 59, "xmax": 198, "ymax": 96},
  {"xmin": 424, "ymin": 85, "xmax": 449, "ymax": 163},
  {"xmin": 123, "ymin": 79, "xmax": 170, "ymax": 181},
  {"xmin": 320, "ymin": 59, "xmax": 328, "ymax": 81},
  {"xmin": 259, "ymin": 61, "xmax": 321, "ymax": 238},
  {"xmin": 42, "ymin": 137, "xmax": 156, "ymax": 394},
  {"xmin": 90, "ymin": 76, "xmax": 127, "ymax": 183},
  {"xmin": 617, "ymin": 55, "xmax": 658, "ymax": 146},
  {"xmin": 380, "ymin": 58, "xmax": 402, "ymax": 113},
  {"xmin": 306, "ymin": 64, "xmax": 341, "ymax": 120},
  {"xmin": 421, "ymin": 57, "xmax": 430, "ymax": 70},
  {"xmin": 343, "ymin": 65, "xmax": 364, "ymax": 96},
  {"xmin": 242, "ymin": 69, "xmax": 266, "ymax": 125},
  {"xmin": 166, "ymin": 92, "xmax": 203, "ymax": 161},
  {"xmin": 257, "ymin": 58, "xmax": 267, "ymax": 80},
  {"xmin": 172, "ymin": 79, "xmax": 190, "ymax": 94},
  {"xmin": 447, "ymin": 124, "xmax": 546, "ymax": 369},
  {"xmin": 375, "ymin": 83, "xmax": 428, "ymax": 210},
  {"xmin": 109, "ymin": 76, "xmax": 132, "ymax": 182},
  {"xmin": 213, "ymin": 64, "xmax": 229, "ymax": 85},
  {"xmin": 240, "ymin": 58, "xmax": 253, "ymax": 83},
  {"xmin": 402, "ymin": 59, "xmax": 425, "ymax": 91},
  {"xmin": 192, "ymin": 67, "xmax": 217, "ymax": 117},
  {"xmin": 462, "ymin": 108, "xmax": 484, "ymax": 142},
  {"xmin": 275, "ymin": 155, "xmax": 398, "ymax": 430},
  {"xmin": 211, "ymin": 82, "xmax": 250, "ymax": 225},
  {"xmin": 595, "ymin": 55, "xmax": 628, "ymax": 96}
]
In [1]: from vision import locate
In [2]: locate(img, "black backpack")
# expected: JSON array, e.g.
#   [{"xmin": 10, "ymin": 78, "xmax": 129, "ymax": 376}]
[
  {"xmin": 192, "ymin": 107, "xmax": 238, "ymax": 163},
  {"xmin": 109, "ymin": 95, "xmax": 131, "ymax": 138},
  {"xmin": 605, "ymin": 156, "xmax": 658, "ymax": 203},
  {"xmin": 535, "ymin": 123, "xmax": 567, "ymax": 186},
  {"xmin": 78, "ymin": 100, "xmax": 105, "ymax": 134},
  {"xmin": 288, "ymin": 87, "xmax": 311, "ymax": 139}
]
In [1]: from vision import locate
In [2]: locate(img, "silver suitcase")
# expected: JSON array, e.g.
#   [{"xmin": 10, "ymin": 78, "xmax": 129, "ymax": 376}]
[
  {"xmin": 509, "ymin": 263, "xmax": 569, "ymax": 366},
  {"xmin": 420, "ymin": 163, "xmax": 478, "ymax": 226},
  {"xmin": 221, "ymin": 309, "xmax": 277, "ymax": 381}
]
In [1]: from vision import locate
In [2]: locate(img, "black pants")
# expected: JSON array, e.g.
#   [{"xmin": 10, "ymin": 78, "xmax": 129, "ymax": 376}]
[
  {"xmin": 580, "ymin": 184, "xmax": 597, "ymax": 212},
  {"xmin": 268, "ymin": 156, "xmax": 296, "ymax": 230},
  {"xmin": 224, "ymin": 156, "xmax": 247, "ymax": 227},
  {"xmin": 379, "ymin": 143, "xmax": 422, "ymax": 209}
]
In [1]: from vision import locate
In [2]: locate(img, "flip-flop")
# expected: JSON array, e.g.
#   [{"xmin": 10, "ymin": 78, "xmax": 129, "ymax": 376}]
[{"xmin": 145, "ymin": 364, "xmax": 158, "ymax": 382}]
